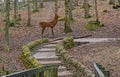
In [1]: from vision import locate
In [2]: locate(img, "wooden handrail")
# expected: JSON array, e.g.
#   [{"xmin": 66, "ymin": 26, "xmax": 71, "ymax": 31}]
[
  {"xmin": 94, "ymin": 63, "xmax": 110, "ymax": 77},
  {"xmin": 2, "ymin": 65, "xmax": 58, "ymax": 77}
]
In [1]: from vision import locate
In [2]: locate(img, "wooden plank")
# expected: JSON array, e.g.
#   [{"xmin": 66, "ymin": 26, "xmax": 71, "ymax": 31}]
[
  {"xmin": 39, "ymin": 71, "xmax": 44, "ymax": 77},
  {"xmin": 2, "ymin": 65, "xmax": 58, "ymax": 77},
  {"xmin": 94, "ymin": 63, "xmax": 105, "ymax": 77},
  {"xmin": 43, "ymin": 0, "xmax": 64, "ymax": 2},
  {"xmin": 102, "ymin": 71, "xmax": 110, "ymax": 77}
]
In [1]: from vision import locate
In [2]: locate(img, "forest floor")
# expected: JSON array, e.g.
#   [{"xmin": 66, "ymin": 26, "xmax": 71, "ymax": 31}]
[
  {"xmin": 69, "ymin": 41, "xmax": 120, "ymax": 77},
  {"xmin": 0, "ymin": 0, "xmax": 120, "ymax": 76}
]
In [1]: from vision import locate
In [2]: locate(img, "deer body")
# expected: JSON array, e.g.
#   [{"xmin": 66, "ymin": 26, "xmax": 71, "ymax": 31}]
[{"xmin": 39, "ymin": 13, "xmax": 59, "ymax": 35}]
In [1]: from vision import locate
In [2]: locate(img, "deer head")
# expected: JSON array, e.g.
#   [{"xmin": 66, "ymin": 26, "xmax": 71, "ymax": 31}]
[{"xmin": 52, "ymin": 8, "xmax": 59, "ymax": 19}]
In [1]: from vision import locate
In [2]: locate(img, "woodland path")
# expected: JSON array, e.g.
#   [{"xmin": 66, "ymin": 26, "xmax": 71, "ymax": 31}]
[{"xmin": 32, "ymin": 37, "xmax": 118, "ymax": 77}]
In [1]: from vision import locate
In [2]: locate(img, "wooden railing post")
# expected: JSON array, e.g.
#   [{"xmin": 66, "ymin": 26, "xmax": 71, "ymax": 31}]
[
  {"xmin": 2, "ymin": 65, "xmax": 58, "ymax": 77},
  {"xmin": 94, "ymin": 63, "xmax": 110, "ymax": 77},
  {"xmin": 39, "ymin": 71, "xmax": 44, "ymax": 77},
  {"xmin": 52, "ymin": 66, "xmax": 58, "ymax": 77}
]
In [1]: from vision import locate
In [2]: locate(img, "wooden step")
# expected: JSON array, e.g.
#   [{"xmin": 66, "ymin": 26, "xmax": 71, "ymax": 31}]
[
  {"xmin": 38, "ymin": 48, "xmax": 56, "ymax": 52},
  {"xmin": 58, "ymin": 66, "xmax": 67, "ymax": 72},
  {"xmin": 33, "ymin": 52, "xmax": 59, "ymax": 61},
  {"xmin": 43, "ymin": 44, "xmax": 57, "ymax": 48},
  {"xmin": 39, "ymin": 60, "xmax": 61, "ymax": 65},
  {"xmin": 58, "ymin": 71, "xmax": 73, "ymax": 77}
]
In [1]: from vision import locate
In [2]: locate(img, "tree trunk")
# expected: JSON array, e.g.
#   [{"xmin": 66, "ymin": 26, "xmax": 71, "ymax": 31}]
[
  {"xmin": 74, "ymin": 0, "xmax": 78, "ymax": 6},
  {"xmin": 24, "ymin": 0, "xmax": 27, "ymax": 5},
  {"xmin": 109, "ymin": 0, "xmax": 115, "ymax": 5},
  {"xmin": 4, "ymin": 0, "xmax": 10, "ymax": 51},
  {"xmin": 26, "ymin": 0, "xmax": 31, "ymax": 26},
  {"xmin": 64, "ymin": 0, "xmax": 73, "ymax": 34},
  {"xmin": 55, "ymin": 0, "xmax": 58, "ymax": 13},
  {"xmin": 39, "ymin": 0, "xmax": 43, "ymax": 8},
  {"xmin": 35, "ymin": 0, "xmax": 38, "ymax": 11},
  {"xmin": 23, "ymin": 0, "xmax": 25, "ymax": 5},
  {"xmin": 14, "ymin": 0, "xmax": 18, "ymax": 19},
  {"xmin": 95, "ymin": 0, "xmax": 99, "ymax": 22},
  {"xmin": 118, "ymin": 0, "xmax": 120, "ymax": 5},
  {"xmin": 0, "ymin": 0, "xmax": 5, "ymax": 15},
  {"xmin": 33, "ymin": 0, "xmax": 38, "ymax": 12},
  {"xmin": 84, "ymin": 0, "xmax": 90, "ymax": 18},
  {"xmin": 69, "ymin": 0, "xmax": 73, "ymax": 20}
]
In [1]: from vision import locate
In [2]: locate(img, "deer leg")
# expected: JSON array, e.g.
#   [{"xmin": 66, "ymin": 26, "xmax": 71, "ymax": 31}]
[
  {"xmin": 51, "ymin": 28, "xmax": 54, "ymax": 35},
  {"xmin": 41, "ymin": 28, "xmax": 45, "ymax": 35}
]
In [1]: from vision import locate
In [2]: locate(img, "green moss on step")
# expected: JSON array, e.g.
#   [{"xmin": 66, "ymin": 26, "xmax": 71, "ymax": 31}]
[
  {"xmin": 62, "ymin": 37, "xmax": 75, "ymax": 49},
  {"xmin": 85, "ymin": 21, "xmax": 101, "ymax": 31},
  {"xmin": 21, "ymin": 38, "xmax": 49, "ymax": 68},
  {"xmin": 56, "ymin": 37, "xmax": 94, "ymax": 77}
]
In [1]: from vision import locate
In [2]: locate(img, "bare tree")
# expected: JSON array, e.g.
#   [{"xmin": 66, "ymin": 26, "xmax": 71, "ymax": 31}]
[
  {"xmin": 64, "ymin": 0, "xmax": 73, "ymax": 34},
  {"xmin": 55, "ymin": 0, "xmax": 58, "ymax": 13},
  {"xmin": 74, "ymin": 0, "xmax": 79, "ymax": 6},
  {"xmin": 84, "ymin": 0, "xmax": 91, "ymax": 18},
  {"xmin": 118, "ymin": 0, "xmax": 120, "ymax": 5},
  {"xmin": 4, "ymin": 0, "xmax": 10, "ymax": 51},
  {"xmin": 95, "ymin": 0, "xmax": 99, "ymax": 22},
  {"xmin": 109, "ymin": 0, "xmax": 115, "ymax": 5},
  {"xmin": 69, "ymin": 0, "xmax": 73, "ymax": 20},
  {"xmin": 39, "ymin": 0, "xmax": 43, "ymax": 8},
  {"xmin": 33, "ymin": 0, "xmax": 39, "ymax": 12},
  {"xmin": 26, "ymin": 0, "xmax": 31, "ymax": 26},
  {"xmin": 14, "ymin": 0, "xmax": 18, "ymax": 19}
]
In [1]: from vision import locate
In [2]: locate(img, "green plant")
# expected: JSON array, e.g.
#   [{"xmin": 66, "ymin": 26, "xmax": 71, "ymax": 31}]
[
  {"xmin": 56, "ymin": 38, "xmax": 93, "ymax": 77},
  {"xmin": 59, "ymin": 17, "xmax": 65, "ymax": 21},
  {"xmin": 81, "ymin": 4, "xmax": 92, "ymax": 8},
  {"xmin": 82, "ymin": 15, "xmax": 92, "ymax": 19},
  {"xmin": 21, "ymin": 38, "xmax": 49, "ymax": 68},
  {"xmin": 85, "ymin": 20, "xmax": 101, "ymax": 31},
  {"xmin": 2, "ymin": 66, "xmax": 11, "ymax": 75},
  {"xmin": 103, "ymin": 10, "xmax": 108, "ymax": 13},
  {"xmin": 62, "ymin": 37, "xmax": 75, "ymax": 49},
  {"xmin": 59, "ymin": 17, "xmax": 75, "ymax": 22},
  {"xmin": 0, "ymin": 28, "xmax": 3, "ymax": 32},
  {"xmin": 32, "ymin": 10, "xmax": 39, "ymax": 13},
  {"xmin": 9, "ymin": 18, "xmax": 21, "ymax": 27},
  {"xmin": 75, "ymin": 42, "xmax": 89, "ymax": 46}
]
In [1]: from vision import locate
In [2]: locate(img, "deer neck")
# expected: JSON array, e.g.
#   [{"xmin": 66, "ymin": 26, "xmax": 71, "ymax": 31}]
[{"xmin": 51, "ymin": 16, "xmax": 58, "ymax": 26}]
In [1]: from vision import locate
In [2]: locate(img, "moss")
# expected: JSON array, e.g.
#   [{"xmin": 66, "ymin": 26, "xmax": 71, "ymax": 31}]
[
  {"xmin": 75, "ymin": 42, "xmax": 89, "ymax": 46},
  {"xmin": 22, "ymin": 50, "xmax": 31, "ymax": 57},
  {"xmin": 28, "ymin": 57, "xmax": 40, "ymax": 67},
  {"xmin": 56, "ymin": 37, "xmax": 93, "ymax": 77},
  {"xmin": 56, "ymin": 43, "xmax": 64, "ymax": 52},
  {"xmin": 82, "ymin": 15, "xmax": 92, "ymax": 19},
  {"xmin": 59, "ymin": 17, "xmax": 75, "ymax": 22},
  {"xmin": 109, "ymin": 1, "xmax": 115, "ymax": 5},
  {"xmin": 62, "ymin": 37, "xmax": 75, "ymax": 49},
  {"xmin": 32, "ymin": 10, "xmax": 39, "ymax": 13},
  {"xmin": 21, "ymin": 38, "xmax": 49, "ymax": 68},
  {"xmin": 0, "ymin": 28, "xmax": 3, "ymax": 32},
  {"xmin": 59, "ymin": 17, "xmax": 65, "ymax": 21},
  {"xmin": 9, "ymin": 19, "xmax": 21, "ymax": 27},
  {"xmin": 81, "ymin": 4, "xmax": 92, "ymax": 9},
  {"xmin": 22, "ymin": 45, "xmax": 28, "ymax": 50},
  {"xmin": 21, "ymin": 54, "xmax": 40, "ymax": 68},
  {"xmin": 26, "ymin": 38, "xmax": 49, "ymax": 49},
  {"xmin": 2, "ymin": 67, "xmax": 11, "ymax": 75},
  {"xmin": 85, "ymin": 20, "xmax": 101, "ymax": 31},
  {"xmin": 103, "ymin": 10, "xmax": 108, "ymax": 13},
  {"xmin": 26, "ymin": 41, "xmax": 39, "ymax": 49}
]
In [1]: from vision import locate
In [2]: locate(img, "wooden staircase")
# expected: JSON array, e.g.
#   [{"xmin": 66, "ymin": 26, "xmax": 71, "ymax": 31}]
[{"xmin": 33, "ymin": 40, "xmax": 74, "ymax": 77}]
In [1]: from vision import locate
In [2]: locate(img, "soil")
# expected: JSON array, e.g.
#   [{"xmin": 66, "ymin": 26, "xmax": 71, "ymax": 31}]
[
  {"xmin": 69, "ymin": 41, "xmax": 120, "ymax": 77},
  {"xmin": 0, "ymin": 0, "xmax": 120, "ymax": 76}
]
